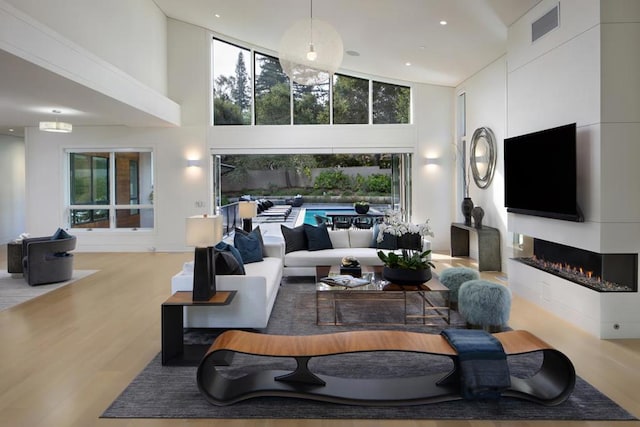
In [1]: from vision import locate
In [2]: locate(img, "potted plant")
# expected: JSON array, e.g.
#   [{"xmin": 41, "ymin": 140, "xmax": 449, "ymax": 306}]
[
  {"xmin": 354, "ymin": 201, "xmax": 370, "ymax": 214},
  {"xmin": 377, "ymin": 249, "xmax": 435, "ymax": 285},
  {"xmin": 376, "ymin": 210, "xmax": 435, "ymax": 286}
]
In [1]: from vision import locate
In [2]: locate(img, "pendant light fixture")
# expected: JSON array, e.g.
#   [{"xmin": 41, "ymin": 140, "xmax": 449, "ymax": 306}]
[
  {"xmin": 278, "ymin": 0, "xmax": 343, "ymax": 86},
  {"xmin": 39, "ymin": 109, "xmax": 72, "ymax": 133}
]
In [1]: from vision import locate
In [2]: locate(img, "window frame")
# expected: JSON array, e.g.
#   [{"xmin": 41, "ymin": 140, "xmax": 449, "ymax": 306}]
[
  {"xmin": 66, "ymin": 148, "xmax": 155, "ymax": 231},
  {"xmin": 211, "ymin": 37, "xmax": 411, "ymax": 127}
]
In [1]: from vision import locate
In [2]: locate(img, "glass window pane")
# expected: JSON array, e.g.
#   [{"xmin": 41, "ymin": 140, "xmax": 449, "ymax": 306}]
[
  {"xmin": 293, "ymin": 81, "xmax": 329, "ymax": 124},
  {"xmin": 372, "ymin": 81, "xmax": 410, "ymax": 124},
  {"xmin": 92, "ymin": 156, "xmax": 109, "ymax": 204},
  {"xmin": 255, "ymin": 52, "xmax": 291, "ymax": 125},
  {"xmin": 69, "ymin": 209, "xmax": 109, "ymax": 228},
  {"xmin": 115, "ymin": 208, "xmax": 154, "ymax": 229},
  {"xmin": 138, "ymin": 151, "xmax": 154, "ymax": 205},
  {"xmin": 68, "ymin": 150, "xmax": 153, "ymax": 230},
  {"xmin": 213, "ymin": 38, "xmax": 252, "ymax": 125},
  {"xmin": 115, "ymin": 153, "xmax": 140, "ymax": 206},
  {"xmin": 70, "ymin": 153, "xmax": 109, "ymax": 205},
  {"xmin": 457, "ymin": 92, "xmax": 466, "ymax": 137},
  {"xmin": 70, "ymin": 153, "xmax": 91, "ymax": 204},
  {"xmin": 333, "ymin": 74, "xmax": 369, "ymax": 124}
]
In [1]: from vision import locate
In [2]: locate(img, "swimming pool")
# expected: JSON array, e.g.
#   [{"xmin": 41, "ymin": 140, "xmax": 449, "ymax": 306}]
[{"xmin": 301, "ymin": 207, "xmax": 355, "ymax": 225}]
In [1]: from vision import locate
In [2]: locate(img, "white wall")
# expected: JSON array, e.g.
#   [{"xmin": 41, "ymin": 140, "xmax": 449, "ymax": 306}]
[
  {"xmin": 506, "ymin": 0, "xmax": 640, "ymax": 250},
  {"xmin": 455, "ymin": 57, "xmax": 508, "ymax": 268},
  {"xmin": 20, "ymin": 18, "xmax": 454, "ymax": 253},
  {"xmin": 24, "ymin": 125, "xmax": 212, "ymax": 252},
  {"xmin": 5, "ymin": 0, "xmax": 168, "ymax": 94},
  {"xmin": 414, "ymin": 84, "xmax": 455, "ymax": 252},
  {"xmin": 505, "ymin": 0, "xmax": 640, "ymax": 338},
  {"xmin": 0, "ymin": 135, "xmax": 25, "ymax": 242}
]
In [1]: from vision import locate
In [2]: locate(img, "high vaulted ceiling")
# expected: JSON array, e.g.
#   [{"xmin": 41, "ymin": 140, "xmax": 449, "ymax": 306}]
[
  {"xmin": 0, "ymin": 0, "xmax": 540, "ymax": 137},
  {"xmin": 155, "ymin": 0, "xmax": 540, "ymax": 85}
]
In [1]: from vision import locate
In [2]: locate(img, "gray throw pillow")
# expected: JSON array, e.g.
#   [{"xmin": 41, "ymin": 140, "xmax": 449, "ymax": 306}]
[
  {"xmin": 214, "ymin": 241, "xmax": 245, "ymax": 275},
  {"xmin": 213, "ymin": 249, "xmax": 245, "ymax": 275},
  {"xmin": 281, "ymin": 225, "xmax": 308, "ymax": 254}
]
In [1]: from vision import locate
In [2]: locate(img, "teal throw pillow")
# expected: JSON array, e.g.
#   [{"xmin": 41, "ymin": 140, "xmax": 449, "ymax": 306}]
[
  {"xmin": 214, "ymin": 241, "xmax": 246, "ymax": 275},
  {"xmin": 51, "ymin": 228, "xmax": 72, "ymax": 240},
  {"xmin": 234, "ymin": 228, "xmax": 264, "ymax": 264},
  {"xmin": 281, "ymin": 225, "xmax": 308, "ymax": 254},
  {"xmin": 235, "ymin": 226, "xmax": 265, "ymax": 255},
  {"xmin": 370, "ymin": 223, "xmax": 380, "ymax": 248},
  {"xmin": 303, "ymin": 223, "xmax": 333, "ymax": 251}
]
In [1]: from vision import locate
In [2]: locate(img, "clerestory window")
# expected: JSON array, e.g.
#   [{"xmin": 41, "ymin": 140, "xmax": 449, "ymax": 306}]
[{"xmin": 212, "ymin": 38, "xmax": 410, "ymax": 126}]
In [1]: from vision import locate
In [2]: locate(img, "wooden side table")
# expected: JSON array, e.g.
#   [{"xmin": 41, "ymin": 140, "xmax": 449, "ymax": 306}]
[
  {"xmin": 7, "ymin": 242, "xmax": 23, "ymax": 274},
  {"xmin": 161, "ymin": 291, "xmax": 236, "ymax": 366}
]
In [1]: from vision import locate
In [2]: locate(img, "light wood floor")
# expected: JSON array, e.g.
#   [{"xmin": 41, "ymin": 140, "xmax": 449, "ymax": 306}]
[{"xmin": 1, "ymin": 248, "xmax": 639, "ymax": 427}]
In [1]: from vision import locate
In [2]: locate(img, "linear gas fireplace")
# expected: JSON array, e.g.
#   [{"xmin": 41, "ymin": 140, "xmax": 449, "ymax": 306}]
[{"xmin": 514, "ymin": 239, "xmax": 637, "ymax": 292}]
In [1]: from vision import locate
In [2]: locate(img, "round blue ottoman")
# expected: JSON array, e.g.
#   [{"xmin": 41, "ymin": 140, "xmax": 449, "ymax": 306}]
[
  {"xmin": 438, "ymin": 267, "xmax": 480, "ymax": 309},
  {"xmin": 458, "ymin": 279, "xmax": 512, "ymax": 333}
]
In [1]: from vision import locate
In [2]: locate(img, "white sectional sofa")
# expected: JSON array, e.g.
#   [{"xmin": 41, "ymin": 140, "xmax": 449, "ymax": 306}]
[
  {"xmin": 283, "ymin": 228, "xmax": 431, "ymax": 276},
  {"xmin": 171, "ymin": 240, "xmax": 284, "ymax": 329}
]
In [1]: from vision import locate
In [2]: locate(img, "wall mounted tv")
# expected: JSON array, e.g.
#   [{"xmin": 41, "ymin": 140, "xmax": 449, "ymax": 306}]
[{"xmin": 504, "ymin": 123, "xmax": 583, "ymax": 222}]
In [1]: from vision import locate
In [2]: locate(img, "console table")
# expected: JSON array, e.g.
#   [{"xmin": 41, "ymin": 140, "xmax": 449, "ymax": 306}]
[
  {"xmin": 450, "ymin": 223, "xmax": 501, "ymax": 271},
  {"xmin": 161, "ymin": 291, "xmax": 236, "ymax": 366}
]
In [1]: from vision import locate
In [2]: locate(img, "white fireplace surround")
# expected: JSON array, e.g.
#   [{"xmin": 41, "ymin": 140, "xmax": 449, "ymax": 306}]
[{"xmin": 508, "ymin": 213, "xmax": 640, "ymax": 339}]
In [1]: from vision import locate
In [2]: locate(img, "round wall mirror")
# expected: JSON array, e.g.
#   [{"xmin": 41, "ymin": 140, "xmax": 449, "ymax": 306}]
[{"xmin": 470, "ymin": 127, "xmax": 496, "ymax": 189}]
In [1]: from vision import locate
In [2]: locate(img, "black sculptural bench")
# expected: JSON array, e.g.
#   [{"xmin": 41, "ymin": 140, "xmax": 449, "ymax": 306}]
[{"xmin": 197, "ymin": 329, "xmax": 575, "ymax": 406}]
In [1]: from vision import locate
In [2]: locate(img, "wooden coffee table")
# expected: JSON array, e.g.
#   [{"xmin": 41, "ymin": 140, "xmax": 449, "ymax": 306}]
[{"xmin": 315, "ymin": 266, "xmax": 450, "ymax": 326}]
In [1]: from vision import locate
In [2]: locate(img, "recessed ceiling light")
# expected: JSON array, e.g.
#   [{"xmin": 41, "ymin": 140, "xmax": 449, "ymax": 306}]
[
  {"xmin": 405, "ymin": 62, "xmax": 412, "ymax": 67},
  {"xmin": 440, "ymin": 20, "xmax": 448, "ymax": 26},
  {"xmin": 214, "ymin": 13, "xmax": 221, "ymax": 18},
  {"xmin": 9, "ymin": 128, "xmax": 14, "ymax": 132},
  {"xmin": 345, "ymin": 50, "xmax": 360, "ymax": 57}
]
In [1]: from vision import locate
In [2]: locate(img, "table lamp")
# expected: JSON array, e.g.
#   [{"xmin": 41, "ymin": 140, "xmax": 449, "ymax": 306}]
[
  {"xmin": 238, "ymin": 201, "xmax": 257, "ymax": 233},
  {"xmin": 186, "ymin": 214, "xmax": 223, "ymax": 301}
]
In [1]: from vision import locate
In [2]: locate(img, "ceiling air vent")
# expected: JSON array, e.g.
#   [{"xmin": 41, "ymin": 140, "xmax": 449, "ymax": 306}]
[{"xmin": 532, "ymin": 3, "xmax": 559, "ymax": 43}]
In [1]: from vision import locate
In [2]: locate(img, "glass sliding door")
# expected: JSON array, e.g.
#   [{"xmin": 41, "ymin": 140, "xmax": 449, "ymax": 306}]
[
  {"xmin": 212, "ymin": 154, "xmax": 222, "ymax": 214},
  {"xmin": 390, "ymin": 153, "xmax": 412, "ymax": 221}
]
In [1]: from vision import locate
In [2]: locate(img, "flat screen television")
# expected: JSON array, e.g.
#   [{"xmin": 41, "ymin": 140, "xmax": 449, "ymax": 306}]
[{"xmin": 504, "ymin": 123, "xmax": 583, "ymax": 222}]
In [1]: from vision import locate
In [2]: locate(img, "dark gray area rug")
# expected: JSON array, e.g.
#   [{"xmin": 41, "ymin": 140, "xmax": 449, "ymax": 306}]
[{"xmin": 102, "ymin": 279, "xmax": 636, "ymax": 420}]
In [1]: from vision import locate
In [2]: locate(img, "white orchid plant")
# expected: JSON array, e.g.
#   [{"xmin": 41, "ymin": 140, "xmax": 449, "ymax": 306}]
[{"xmin": 376, "ymin": 210, "xmax": 435, "ymax": 270}]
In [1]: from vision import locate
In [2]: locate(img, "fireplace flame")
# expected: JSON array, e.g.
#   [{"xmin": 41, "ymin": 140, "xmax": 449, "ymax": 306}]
[{"xmin": 520, "ymin": 255, "xmax": 629, "ymax": 292}]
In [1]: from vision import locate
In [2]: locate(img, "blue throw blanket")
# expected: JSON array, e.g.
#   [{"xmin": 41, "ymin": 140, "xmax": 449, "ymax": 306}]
[{"xmin": 441, "ymin": 329, "xmax": 511, "ymax": 400}]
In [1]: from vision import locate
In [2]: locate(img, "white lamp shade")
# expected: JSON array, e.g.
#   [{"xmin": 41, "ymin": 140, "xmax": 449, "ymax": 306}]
[
  {"xmin": 39, "ymin": 121, "xmax": 72, "ymax": 133},
  {"xmin": 238, "ymin": 201, "xmax": 258, "ymax": 219},
  {"xmin": 279, "ymin": 18, "xmax": 343, "ymax": 85},
  {"xmin": 186, "ymin": 215, "xmax": 223, "ymax": 247}
]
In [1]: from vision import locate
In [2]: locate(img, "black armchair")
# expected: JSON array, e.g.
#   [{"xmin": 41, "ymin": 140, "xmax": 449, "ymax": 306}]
[{"xmin": 22, "ymin": 234, "xmax": 77, "ymax": 286}]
